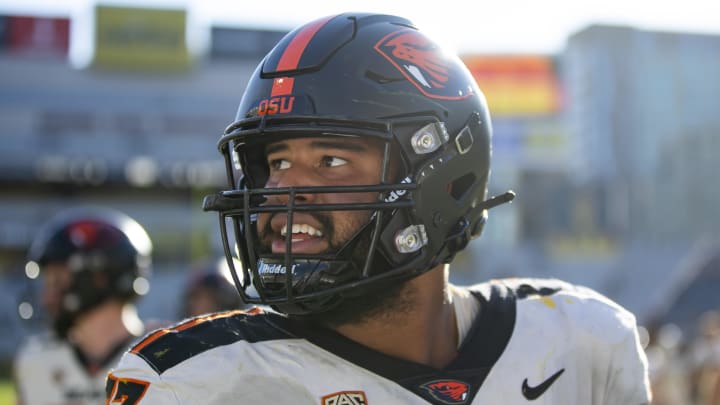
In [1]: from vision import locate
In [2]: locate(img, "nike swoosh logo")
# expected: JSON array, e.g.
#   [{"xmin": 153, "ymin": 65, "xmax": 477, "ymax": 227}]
[{"xmin": 522, "ymin": 368, "xmax": 565, "ymax": 400}]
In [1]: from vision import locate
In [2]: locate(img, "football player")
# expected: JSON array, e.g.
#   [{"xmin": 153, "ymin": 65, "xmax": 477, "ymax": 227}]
[
  {"xmin": 107, "ymin": 13, "xmax": 651, "ymax": 404},
  {"xmin": 14, "ymin": 207, "xmax": 152, "ymax": 405},
  {"xmin": 179, "ymin": 258, "xmax": 246, "ymax": 318}
]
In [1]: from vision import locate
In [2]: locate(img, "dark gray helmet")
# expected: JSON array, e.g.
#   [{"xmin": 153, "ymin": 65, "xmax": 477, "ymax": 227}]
[{"xmin": 204, "ymin": 13, "xmax": 513, "ymax": 315}]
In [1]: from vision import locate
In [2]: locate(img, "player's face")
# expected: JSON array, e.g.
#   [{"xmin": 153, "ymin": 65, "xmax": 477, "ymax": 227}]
[
  {"xmin": 40, "ymin": 263, "xmax": 72, "ymax": 319},
  {"xmin": 186, "ymin": 286, "xmax": 221, "ymax": 317},
  {"xmin": 256, "ymin": 136, "xmax": 385, "ymax": 254}
]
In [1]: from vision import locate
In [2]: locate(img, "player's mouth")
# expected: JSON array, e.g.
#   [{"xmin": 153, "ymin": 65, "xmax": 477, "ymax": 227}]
[{"xmin": 272, "ymin": 223, "xmax": 326, "ymax": 253}]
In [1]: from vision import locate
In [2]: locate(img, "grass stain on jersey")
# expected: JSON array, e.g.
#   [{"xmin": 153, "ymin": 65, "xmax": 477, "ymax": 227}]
[
  {"xmin": 540, "ymin": 296, "xmax": 557, "ymax": 309},
  {"xmin": 153, "ymin": 348, "xmax": 171, "ymax": 359}
]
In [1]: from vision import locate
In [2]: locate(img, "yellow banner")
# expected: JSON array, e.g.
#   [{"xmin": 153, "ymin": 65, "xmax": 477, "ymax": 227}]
[
  {"xmin": 93, "ymin": 5, "xmax": 189, "ymax": 71},
  {"xmin": 462, "ymin": 55, "xmax": 561, "ymax": 116}
]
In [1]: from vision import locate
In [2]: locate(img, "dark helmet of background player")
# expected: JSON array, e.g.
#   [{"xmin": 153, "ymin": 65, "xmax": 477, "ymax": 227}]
[
  {"xmin": 180, "ymin": 258, "xmax": 245, "ymax": 318},
  {"xmin": 26, "ymin": 206, "xmax": 152, "ymax": 338}
]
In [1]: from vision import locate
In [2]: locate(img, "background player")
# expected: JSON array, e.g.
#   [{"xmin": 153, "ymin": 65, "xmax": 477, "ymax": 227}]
[
  {"xmin": 14, "ymin": 206, "xmax": 152, "ymax": 405},
  {"xmin": 179, "ymin": 258, "xmax": 246, "ymax": 318}
]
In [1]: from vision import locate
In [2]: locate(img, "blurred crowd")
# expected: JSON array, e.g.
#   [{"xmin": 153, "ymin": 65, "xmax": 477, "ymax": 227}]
[{"xmin": 646, "ymin": 311, "xmax": 720, "ymax": 405}]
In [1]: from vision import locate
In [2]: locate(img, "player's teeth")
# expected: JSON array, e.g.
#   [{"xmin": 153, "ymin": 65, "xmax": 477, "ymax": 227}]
[{"xmin": 280, "ymin": 224, "xmax": 323, "ymax": 237}]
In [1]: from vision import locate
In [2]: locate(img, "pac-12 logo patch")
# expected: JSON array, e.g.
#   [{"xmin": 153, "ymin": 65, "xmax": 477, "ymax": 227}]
[
  {"xmin": 374, "ymin": 29, "xmax": 474, "ymax": 100},
  {"xmin": 420, "ymin": 380, "xmax": 470, "ymax": 404},
  {"xmin": 321, "ymin": 390, "xmax": 367, "ymax": 405}
]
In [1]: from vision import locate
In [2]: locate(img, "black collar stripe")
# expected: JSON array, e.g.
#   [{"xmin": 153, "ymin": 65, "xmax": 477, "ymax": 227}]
[{"xmin": 273, "ymin": 284, "xmax": 517, "ymax": 404}]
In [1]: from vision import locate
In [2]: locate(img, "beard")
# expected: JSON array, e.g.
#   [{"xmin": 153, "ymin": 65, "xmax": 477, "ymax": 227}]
[
  {"xmin": 255, "ymin": 209, "xmax": 416, "ymax": 327},
  {"xmin": 296, "ymin": 276, "xmax": 417, "ymax": 329}
]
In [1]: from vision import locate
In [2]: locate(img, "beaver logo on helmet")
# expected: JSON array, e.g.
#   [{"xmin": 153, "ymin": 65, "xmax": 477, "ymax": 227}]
[
  {"xmin": 374, "ymin": 29, "xmax": 474, "ymax": 100},
  {"xmin": 67, "ymin": 221, "xmax": 119, "ymax": 249}
]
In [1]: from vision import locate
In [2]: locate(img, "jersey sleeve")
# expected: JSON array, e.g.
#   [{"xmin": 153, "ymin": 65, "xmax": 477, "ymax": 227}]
[
  {"xmin": 105, "ymin": 352, "xmax": 180, "ymax": 405},
  {"xmin": 569, "ymin": 283, "xmax": 652, "ymax": 404},
  {"xmin": 499, "ymin": 278, "xmax": 653, "ymax": 404},
  {"xmin": 13, "ymin": 340, "xmax": 33, "ymax": 404},
  {"xmin": 603, "ymin": 311, "xmax": 653, "ymax": 404}
]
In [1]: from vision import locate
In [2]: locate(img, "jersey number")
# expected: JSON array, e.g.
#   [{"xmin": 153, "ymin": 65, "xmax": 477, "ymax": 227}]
[{"xmin": 105, "ymin": 374, "xmax": 150, "ymax": 405}]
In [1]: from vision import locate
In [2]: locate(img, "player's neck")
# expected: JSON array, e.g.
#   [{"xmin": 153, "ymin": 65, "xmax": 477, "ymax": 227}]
[
  {"xmin": 68, "ymin": 300, "xmax": 143, "ymax": 360},
  {"xmin": 334, "ymin": 264, "xmax": 459, "ymax": 369}
]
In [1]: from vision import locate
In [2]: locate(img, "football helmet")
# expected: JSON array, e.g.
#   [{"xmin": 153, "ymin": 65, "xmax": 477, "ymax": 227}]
[
  {"xmin": 180, "ymin": 258, "xmax": 246, "ymax": 317},
  {"xmin": 26, "ymin": 207, "xmax": 152, "ymax": 337},
  {"xmin": 204, "ymin": 13, "xmax": 514, "ymax": 315}
]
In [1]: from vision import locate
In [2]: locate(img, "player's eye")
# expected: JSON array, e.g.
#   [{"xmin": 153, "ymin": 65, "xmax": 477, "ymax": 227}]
[
  {"xmin": 322, "ymin": 156, "xmax": 348, "ymax": 167},
  {"xmin": 269, "ymin": 159, "xmax": 291, "ymax": 170}
]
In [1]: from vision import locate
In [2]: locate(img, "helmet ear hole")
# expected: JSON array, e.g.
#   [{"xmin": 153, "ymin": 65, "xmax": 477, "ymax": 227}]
[{"xmin": 448, "ymin": 173, "xmax": 476, "ymax": 201}]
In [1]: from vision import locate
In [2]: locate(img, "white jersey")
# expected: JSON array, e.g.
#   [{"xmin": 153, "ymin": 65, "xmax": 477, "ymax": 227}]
[
  {"xmin": 14, "ymin": 332, "xmax": 133, "ymax": 405},
  {"xmin": 106, "ymin": 278, "xmax": 651, "ymax": 404}
]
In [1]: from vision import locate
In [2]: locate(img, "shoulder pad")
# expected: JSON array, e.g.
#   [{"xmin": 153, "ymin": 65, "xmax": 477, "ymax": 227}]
[
  {"xmin": 129, "ymin": 308, "xmax": 290, "ymax": 374},
  {"xmin": 489, "ymin": 277, "xmax": 575, "ymax": 299}
]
